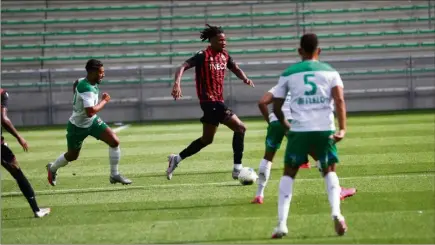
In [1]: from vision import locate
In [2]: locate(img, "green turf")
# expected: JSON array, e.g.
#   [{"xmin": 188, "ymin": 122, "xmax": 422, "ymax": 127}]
[{"xmin": 1, "ymin": 112, "xmax": 435, "ymax": 244}]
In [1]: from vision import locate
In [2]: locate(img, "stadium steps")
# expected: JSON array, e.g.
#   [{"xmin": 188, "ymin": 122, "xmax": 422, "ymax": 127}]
[
  {"xmin": 3, "ymin": 29, "xmax": 434, "ymax": 50},
  {"xmin": 2, "ymin": 17, "xmax": 433, "ymax": 37},
  {"xmin": 1, "ymin": 67, "xmax": 433, "ymax": 88}
]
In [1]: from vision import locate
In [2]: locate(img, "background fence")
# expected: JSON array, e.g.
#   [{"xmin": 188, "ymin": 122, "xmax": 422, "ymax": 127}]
[{"xmin": 1, "ymin": 0, "xmax": 434, "ymax": 126}]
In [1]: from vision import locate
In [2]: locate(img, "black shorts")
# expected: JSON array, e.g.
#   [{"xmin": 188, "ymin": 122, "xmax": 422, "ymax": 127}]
[
  {"xmin": 1, "ymin": 142, "xmax": 16, "ymax": 167},
  {"xmin": 200, "ymin": 101, "xmax": 234, "ymax": 126}
]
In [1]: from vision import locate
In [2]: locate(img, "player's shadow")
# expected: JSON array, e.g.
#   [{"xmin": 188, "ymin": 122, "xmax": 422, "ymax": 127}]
[
  {"xmin": 2, "ymin": 216, "xmax": 34, "ymax": 221},
  {"xmin": 174, "ymin": 233, "xmax": 338, "ymax": 244},
  {"xmin": 101, "ymin": 202, "xmax": 244, "ymax": 213},
  {"xmin": 135, "ymin": 170, "xmax": 229, "ymax": 178}
]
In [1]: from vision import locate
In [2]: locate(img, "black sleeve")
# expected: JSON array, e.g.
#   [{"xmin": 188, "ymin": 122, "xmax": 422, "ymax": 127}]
[
  {"xmin": 184, "ymin": 51, "xmax": 204, "ymax": 69},
  {"xmin": 1, "ymin": 91, "xmax": 9, "ymax": 109},
  {"xmin": 226, "ymin": 54, "xmax": 237, "ymax": 70}
]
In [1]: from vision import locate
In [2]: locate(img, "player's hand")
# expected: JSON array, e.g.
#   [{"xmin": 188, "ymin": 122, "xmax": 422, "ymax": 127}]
[
  {"xmin": 17, "ymin": 136, "xmax": 28, "ymax": 152},
  {"xmin": 102, "ymin": 93, "xmax": 111, "ymax": 102},
  {"xmin": 333, "ymin": 129, "xmax": 346, "ymax": 143},
  {"xmin": 171, "ymin": 83, "xmax": 182, "ymax": 100},
  {"xmin": 243, "ymin": 78, "xmax": 255, "ymax": 87}
]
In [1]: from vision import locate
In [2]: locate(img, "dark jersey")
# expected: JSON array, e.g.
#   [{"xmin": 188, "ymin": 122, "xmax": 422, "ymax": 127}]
[
  {"xmin": 1, "ymin": 89, "xmax": 9, "ymax": 143},
  {"xmin": 184, "ymin": 46, "xmax": 236, "ymax": 103}
]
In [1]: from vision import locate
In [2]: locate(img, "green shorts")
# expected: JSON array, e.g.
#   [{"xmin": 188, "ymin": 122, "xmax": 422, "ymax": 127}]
[
  {"xmin": 66, "ymin": 116, "xmax": 108, "ymax": 150},
  {"xmin": 265, "ymin": 120, "xmax": 292, "ymax": 152},
  {"xmin": 284, "ymin": 130, "xmax": 339, "ymax": 169}
]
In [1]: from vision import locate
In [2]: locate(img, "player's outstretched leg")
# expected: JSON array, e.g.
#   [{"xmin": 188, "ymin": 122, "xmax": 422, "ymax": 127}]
[
  {"xmin": 222, "ymin": 114, "xmax": 246, "ymax": 179},
  {"xmin": 2, "ymin": 145, "xmax": 51, "ymax": 218},
  {"xmin": 47, "ymin": 121, "xmax": 87, "ymax": 186},
  {"xmin": 47, "ymin": 149, "xmax": 79, "ymax": 186},
  {"xmin": 252, "ymin": 121, "xmax": 286, "ymax": 204},
  {"xmin": 98, "ymin": 127, "xmax": 132, "ymax": 185},
  {"xmin": 167, "ymin": 123, "xmax": 217, "ymax": 180}
]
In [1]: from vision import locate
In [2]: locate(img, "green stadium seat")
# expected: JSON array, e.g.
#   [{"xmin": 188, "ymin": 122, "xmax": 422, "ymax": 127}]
[
  {"xmin": 2, "ymin": 3, "xmax": 430, "ymax": 16},
  {"xmin": 1, "ymin": 41, "xmax": 433, "ymax": 62},
  {"xmin": 2, "ymin": 17, "xmax": 433, "ymax": 38},
  {"xmin": 1, "ymin": 67, "xmax": 433, "ymax": 89},
  {"xmin": 4, "ymin": 29, "xmax": 433, "ymax": 50}
]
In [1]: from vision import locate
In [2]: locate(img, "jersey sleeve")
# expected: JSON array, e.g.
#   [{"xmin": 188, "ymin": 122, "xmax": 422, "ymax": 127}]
[
  {"xmin": 226, "ymin": 55, "xmax": 237, "ymax": 70},
  {"xmin": 331, "ymin": 71, "xmax": 344, "ymax": 88},
  {"xmin": 1, "ymin": 91, "xmax": 9, "ymax": 109},
  {"xmin": 272, "ymin": 76, "xmax": 289, "ymax": 99},
  {"xmin": 268, "ymin": 85, "xmax": 278, "ymax": 94},
  {"xmin": 184, "ymin": 51, "xmax": 204, "ymax": 69},
  {"xmin": 76, "ymin": 82, "xmax": 97, "ymax": 108},
  {"xmin": 79, "ymin": 92, "xmax": 97, "ymax": 108}
]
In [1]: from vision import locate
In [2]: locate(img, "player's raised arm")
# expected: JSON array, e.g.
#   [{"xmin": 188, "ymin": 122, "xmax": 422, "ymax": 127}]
[
  {"xmin": 227, "ymin": 56, "xmax": 254, "ymax": 87},
  {"xmin": 331, "ymin": 74, "xmax": 347, "ymax": 142},
  {"xmin": 258, "ymin": 91, "xmax": 273, "ymax": 124}
]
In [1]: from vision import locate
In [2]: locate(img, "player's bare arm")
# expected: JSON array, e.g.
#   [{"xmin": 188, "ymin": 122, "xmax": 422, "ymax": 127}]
[
  {"xmin": 1, "ymin": 107, "xmax": 28, "ymax": 151},
  {"xmin": 272, "ymin": 98, "xmax": 291, "ymax": 131},
  {"xmin": 331, "ymin": 86, "xmax": 347, "ymax": 142},
  {"xmin": 258, "ymin": 92, "xmax": 273, "ymax": 124},
  {"xmin": 84, "ymin": 92, "xmax": 111, "ymax": 117},
  {"xmin": 229, "ymin": 65, "xmax": 254, "ymax": 87},
  {"xmin": 73, "ymin": 79, "xmax": 79, "ymax": 93},
  {"xmin": 172, "ymin": 62, "xmax": 193, "ymax": 100}
]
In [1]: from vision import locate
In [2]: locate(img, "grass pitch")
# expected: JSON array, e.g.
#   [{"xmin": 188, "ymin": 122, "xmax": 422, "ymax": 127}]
[{"xmin": 1, "ymin": 111, "xmax": 434, "ymax": 244}]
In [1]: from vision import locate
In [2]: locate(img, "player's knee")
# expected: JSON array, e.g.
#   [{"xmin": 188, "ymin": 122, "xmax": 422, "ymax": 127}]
[
  {"xmin": 110, "ymin": 137, "xmax": 120, "ymax": 148},
  {"xmin": 321, "ymin": 164, "xmax": 336, "ymax": 177},
  {"xmin": 283, "ymin": 165, "xmax": 298, "ymax": 179},
  {"xmin": 237, "ymin": 123, "xmax": 246, "ymax": 133},
  {"xmin": 201, "ymin": 136, "xmax": 214, "ymax": 145}
]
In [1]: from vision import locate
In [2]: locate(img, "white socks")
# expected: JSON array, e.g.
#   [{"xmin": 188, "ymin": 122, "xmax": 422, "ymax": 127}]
[
  {"xmin": 109, "ymin": 146, "xmax": 121, "ymax": 176},
  {"xmin": 278, "ymin": 175, "xmax": 294, "ymax": 226},
  {"xmin": 233, "ymin": 163, "xmax": 243, "ymax": 170},
  {"xmin": 50, "ymin": 153, "xmax": 69, "ymax": 171},
  {"xmin": 256, "ymin": 159, "xmax": 272, "ymax": 197},
  {"xmin": 324, "ymin": 172, "xmax": 343, "ymax": 219}
]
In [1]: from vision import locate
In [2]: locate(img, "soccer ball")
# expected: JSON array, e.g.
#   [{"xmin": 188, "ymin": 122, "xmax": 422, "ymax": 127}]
[{"xmin": 238, "ymin": 167, "xmax": 258, "ymax": 185}]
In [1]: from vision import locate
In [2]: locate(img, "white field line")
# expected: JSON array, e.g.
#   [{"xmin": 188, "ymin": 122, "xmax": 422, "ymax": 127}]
[
  {"xmin": 112, "ymin": 124, "xmax": 131, "ymax": 133},
  {"xmin": 2, "ymin": 173, "xmax": 434, "ymax": 197}
]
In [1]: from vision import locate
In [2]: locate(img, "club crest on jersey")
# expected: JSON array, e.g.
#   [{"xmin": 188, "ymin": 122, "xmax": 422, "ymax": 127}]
[{"xmin": 221, "ymin": 54, "xmax": 226, "ymax": 61}]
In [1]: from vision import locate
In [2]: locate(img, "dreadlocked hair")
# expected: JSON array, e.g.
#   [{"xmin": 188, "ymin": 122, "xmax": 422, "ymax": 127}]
[{"xmin": 200, "ymin": 24, "xmax": 224, "ymax": 42}]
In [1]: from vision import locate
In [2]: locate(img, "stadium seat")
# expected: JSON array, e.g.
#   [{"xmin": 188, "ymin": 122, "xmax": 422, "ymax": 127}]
[{"xmin": 1, "ymin": 67, "xmax": 433, "ymax": 88}]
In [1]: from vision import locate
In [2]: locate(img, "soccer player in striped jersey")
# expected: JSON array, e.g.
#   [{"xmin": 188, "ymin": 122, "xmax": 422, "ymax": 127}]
[{"xmin": 167, "ymin": 24, "xmax": 255, "ymax": 180}]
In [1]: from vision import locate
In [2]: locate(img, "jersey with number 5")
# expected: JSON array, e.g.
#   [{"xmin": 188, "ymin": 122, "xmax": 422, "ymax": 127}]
[{"xmin": 272, "ymin": 60, "xmax": 344, "ymax": 132}]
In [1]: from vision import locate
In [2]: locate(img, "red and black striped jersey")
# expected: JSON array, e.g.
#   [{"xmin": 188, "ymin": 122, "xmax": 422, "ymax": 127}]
[
  {"xmin": 0, "ymin": 89, "xmax": 8, "ymax": 109},
  {"xmin": 0, "ymin": 89, "xmax": 9, "ymax": 143},
  {"xmin": 184, "ymin": 46, "xmax": 236, "ymax": 103}
]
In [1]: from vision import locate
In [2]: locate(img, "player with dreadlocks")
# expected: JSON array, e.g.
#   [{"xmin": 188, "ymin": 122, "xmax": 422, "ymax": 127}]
[{"xmin": 167, "ymin": 24, "xmax": 255, "ymax": 180}]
